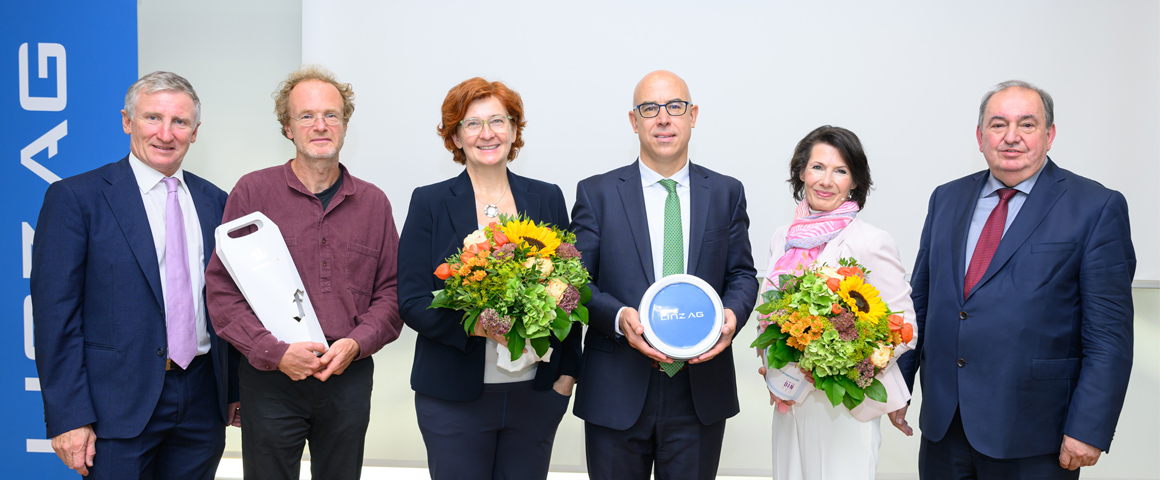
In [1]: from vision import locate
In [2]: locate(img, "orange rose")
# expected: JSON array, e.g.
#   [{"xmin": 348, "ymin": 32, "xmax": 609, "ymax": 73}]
[
  {"xmin": 826, "ymin": 277, "xmax": 841, "ymax": 292},
  {"xmin": 434, "ymin": 263, "xmax": 452, "ymax": 280},
  {"xmin": 492, "ymin": 229, "xmax": 509, "ymax": 247}
]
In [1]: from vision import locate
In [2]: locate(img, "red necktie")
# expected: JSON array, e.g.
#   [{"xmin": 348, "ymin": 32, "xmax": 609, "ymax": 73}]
[{"xmin": 964, "ymin": 188, "xmax": 1017, "ymax": 299}]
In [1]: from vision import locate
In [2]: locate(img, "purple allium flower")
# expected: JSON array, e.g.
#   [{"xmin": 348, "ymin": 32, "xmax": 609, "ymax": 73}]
[
  {"xmin": 479, "ymin": 308, "xmax": 512, "ymax": 335},
  {"xmin": 558, "ymin": 285, "xmax": 581, "ymax": 315},
  {"xmin": 831, "ymin": 311, "xmax": 858, "ymax": 341},
  {"xmin": 556, "ymin": 243, "xmax": 581, "ymax": 260},
  {"xmin": 492, "ymin": 243, "xmax": 517, "ymax": 262}
]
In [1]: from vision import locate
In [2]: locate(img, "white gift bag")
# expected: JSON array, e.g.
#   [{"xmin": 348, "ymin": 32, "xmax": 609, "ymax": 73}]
[{"xmin": 214, "ymin": 212, "xmax": 328, "ymax": 349}]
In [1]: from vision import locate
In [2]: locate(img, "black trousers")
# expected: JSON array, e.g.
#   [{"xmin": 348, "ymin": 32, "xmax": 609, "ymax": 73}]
[
  {"xmin": 919, "ymin": 409, "xmax": 1080, "ymax": 480},
  {"xmin": 584, "ymin": 368, "xmax": 727, "ymax": 480},
  {"xmin": 239, "ymin": 357, "xmax": 373, "ymax": 480},
  {"xmin": 415, "ymin": 380, "xmax": 571, "ymax": 480},
  {"xmin": 88, "ymin": 354, "xmax": 225, "ymax": 480}
]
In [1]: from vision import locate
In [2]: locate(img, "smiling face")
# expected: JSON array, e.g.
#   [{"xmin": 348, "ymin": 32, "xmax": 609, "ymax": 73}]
[
  {"xmin": 799, "ymin": 143, "xmax": 855, "ymax": 212},
  {"xmin": 285, "ymin": 80, "xmax": 347, "ymax": 162},
  {"xmin": 122, "ymin": 90, "xmax": 199, "ymax": 176},
  {"xmin": 452, "ymin": 96, "xmax": 514, "ymax": 169},
  {"xmin": 977, "ymin": 86, "xmax": 1055, "ymax": 186},
  {"xmin": 630, "ymin": 71, "xmax": 698, "ymax": 172}
]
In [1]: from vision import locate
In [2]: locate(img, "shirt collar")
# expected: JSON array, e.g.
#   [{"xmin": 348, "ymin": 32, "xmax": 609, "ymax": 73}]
[
  {"xmin": 638, "ymin": 158, "xmax": 692, "ymax": 187},
  {"xmin": 983, "ymin": 158, "xmax": 1046, "ymax": 198},
  {"xmin": 129, "ymin": 152, "xmax": 186, "ymax": 195}
]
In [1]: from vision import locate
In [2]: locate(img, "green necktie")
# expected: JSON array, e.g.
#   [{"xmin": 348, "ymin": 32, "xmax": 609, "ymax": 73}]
[{"xmin": 658, "ymin": 179, "xmax": 684, "ymax": 377}]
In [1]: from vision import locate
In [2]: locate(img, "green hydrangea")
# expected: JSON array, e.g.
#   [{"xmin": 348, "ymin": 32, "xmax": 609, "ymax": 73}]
[{"xmin": 798, "ymin": 328, "xmax": 857, "ymax": 377}]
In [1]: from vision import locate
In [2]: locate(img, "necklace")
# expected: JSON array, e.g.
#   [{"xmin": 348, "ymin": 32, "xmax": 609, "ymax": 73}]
[{"xmin": 475, "ymin": 183, "xmax": 509, "ymax": 218}]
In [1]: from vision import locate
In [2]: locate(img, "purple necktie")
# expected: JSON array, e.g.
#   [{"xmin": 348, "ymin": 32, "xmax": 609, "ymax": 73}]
[
  {"xmin": 162, "ymin": 177, "xmax": 196, "ymax": 368},
  {"xmin": 964, "ymin": 188, "xmax": 1017, "ymax": 299}
]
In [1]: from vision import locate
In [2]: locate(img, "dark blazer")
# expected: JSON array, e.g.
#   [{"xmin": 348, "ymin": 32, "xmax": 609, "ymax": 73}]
[
  {"xmin": 399, "ymin": 169, "xmax": 580, "ymax": 401},
  {"xmin": 899, "ymin": 159, "xmax": 1135, "ymax": 459},
  {"xmin": 570, "ymin": 161, "xmax": 758, "ymax": 430},
  {"xmin": 31, "ymin": 156, "xmax": 237, "ymax": 439}
]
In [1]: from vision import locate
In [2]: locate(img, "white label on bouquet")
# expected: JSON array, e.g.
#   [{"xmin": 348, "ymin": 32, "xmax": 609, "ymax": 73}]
[{"xmin": 764, "ymin": 360, "xmax": 814, "ymax": 402}]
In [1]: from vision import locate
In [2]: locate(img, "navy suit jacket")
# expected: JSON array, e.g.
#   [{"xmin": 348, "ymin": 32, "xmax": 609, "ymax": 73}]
[
  {"xmin": 31, "ymin": 156, "xmax": 237, "ymax": 439},
  {"xmin": 399, "ymin": 169, "xmax": 581, "ymax": 401},
  {"xmin": 571, "ymin": 161, "xmax": 758, "ymax": 430},
  {"xmin": 899, "ymin": 159, "xmax": 1135, "ymax": 459}
]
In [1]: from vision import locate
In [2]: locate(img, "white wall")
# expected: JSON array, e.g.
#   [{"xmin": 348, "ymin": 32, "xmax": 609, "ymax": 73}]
[{"xmin": 137, "ymin": 1, "xmax": 1159, "ymax": 477}]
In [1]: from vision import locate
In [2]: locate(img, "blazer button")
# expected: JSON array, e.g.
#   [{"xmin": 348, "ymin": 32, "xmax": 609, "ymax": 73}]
[
  {"xmin": 957, "ymin": 358, "xmax": 966, "ymax": 367},
  {"xmin": 959, "ymin": 311, "xmax": 968, "ymax": 320},
  {"xmin": 157, "ymin": 348, "xmax": 165, "ymax": 357}
]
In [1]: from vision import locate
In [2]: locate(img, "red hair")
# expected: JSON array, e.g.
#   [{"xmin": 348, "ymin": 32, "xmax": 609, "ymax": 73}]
[{"xmin": 438, "ymin": 77, "xmax": 526, "ymax": 165}]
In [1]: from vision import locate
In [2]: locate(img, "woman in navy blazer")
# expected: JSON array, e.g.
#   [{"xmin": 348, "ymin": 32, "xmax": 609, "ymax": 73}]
[{"xmin": 398, "ymin": 77, "xmax": 579, "ymax": 480}]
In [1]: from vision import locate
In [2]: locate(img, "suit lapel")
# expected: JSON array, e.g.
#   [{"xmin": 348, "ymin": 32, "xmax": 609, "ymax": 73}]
[
  {"xmin": 970, "ymin": 161, "xmax": 1065, "ymax": 297},
  {"xmin": 686, "ymin": 163, "xmax": 710, "ymax": 275},
  {"xmin": 102, "ymin": 157, "xmax": 164, "ymax": 311},
  {"xmin": 185, "ymin": 174, "xmax": 217, "ymax": 269},
  {"xmin": 508, "ymin": 170, "xmax": 543, "ymax": 223},
  {"xmin": 616, "ymin": 162, "xmax": 655, "ymax": 284},
  {"xmin": 445, "ymin": 170, "xmax": 480, "ymax": 241},
  {"xmin": 953, "ymin": 171, "xmax": 989, "ymax": 302}
]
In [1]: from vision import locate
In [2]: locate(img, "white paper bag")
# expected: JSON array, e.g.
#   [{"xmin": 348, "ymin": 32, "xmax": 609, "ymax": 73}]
[
  {"xmin": 762, "ymin": 358, "xmax": 814, "ymax": 402},
  {"xmin": 215, "ymin": 212, "xmax": 328, "ymax": 349}
]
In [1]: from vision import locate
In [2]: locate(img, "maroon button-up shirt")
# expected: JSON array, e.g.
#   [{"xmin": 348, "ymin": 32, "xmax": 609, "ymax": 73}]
[{"xmin": 206, "ymin": 161, "xmax": 401, "ymax": 370}]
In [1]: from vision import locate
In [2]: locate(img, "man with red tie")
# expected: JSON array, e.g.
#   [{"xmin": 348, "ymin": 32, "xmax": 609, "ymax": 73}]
[{"xmin": 898, "ymin": 80, "xmax": 1136, "ymax": 479}]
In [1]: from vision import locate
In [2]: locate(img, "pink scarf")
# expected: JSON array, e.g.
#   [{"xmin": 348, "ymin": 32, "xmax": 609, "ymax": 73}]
[{"xmin": 764, "ymin": 200, "xmax": 859, "ymax": 290}]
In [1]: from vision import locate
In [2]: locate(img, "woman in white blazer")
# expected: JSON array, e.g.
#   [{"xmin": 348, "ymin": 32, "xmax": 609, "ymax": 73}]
[{"xmin": 759, "ymin": 126, "xmax": 917, "ymax": 480}]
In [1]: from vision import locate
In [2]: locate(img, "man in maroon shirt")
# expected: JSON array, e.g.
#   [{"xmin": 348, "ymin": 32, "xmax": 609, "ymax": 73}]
[{"xmin": 205, "ymin": 66, "xmax": 401, "ymax": 479}]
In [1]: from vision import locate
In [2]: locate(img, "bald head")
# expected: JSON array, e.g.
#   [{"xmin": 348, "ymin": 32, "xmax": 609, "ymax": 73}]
[{"xmin": 633, "ymin": 70, "xmax": 692, "ymax": 106}]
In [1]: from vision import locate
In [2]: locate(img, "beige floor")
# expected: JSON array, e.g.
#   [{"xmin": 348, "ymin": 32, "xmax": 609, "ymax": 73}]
[{"xmin": 213, "ymin": 458, "xmax": 760, "ymax": 480}]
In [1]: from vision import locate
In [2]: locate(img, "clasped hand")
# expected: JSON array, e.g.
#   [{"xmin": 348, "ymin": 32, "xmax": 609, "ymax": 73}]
[
  {"xmin": 619, "ymin": 307, "xmax": 737, "ymax": 364},
  {"xmin": 277, "ymin": 338, "xmax": 360, "ymax": 381}
]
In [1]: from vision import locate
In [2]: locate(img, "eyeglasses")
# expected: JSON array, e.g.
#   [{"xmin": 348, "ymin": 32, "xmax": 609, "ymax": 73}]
[
  {"xmin": 296, "ymin": 112, "xmax": 344, "ymax": 127},
  {"xmin": 460, "ymin": 115, "xmax": 513, "ymax": 135},
  {"xmin": 634, "ymin": 101, "xmax": 691, "ymax": 118}
]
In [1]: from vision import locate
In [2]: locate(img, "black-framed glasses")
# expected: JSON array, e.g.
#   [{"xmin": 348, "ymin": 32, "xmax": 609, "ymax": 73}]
[
  {"xmin": 296, "ymin": 112, "xmax": 344, "ymax": 127},
  {"xmin": 634, "ymin": 101, "xmax": 691, "ymax": 118},
  {"xmin": 459, "ymin": 115, "xmax": 513, "ymax": 135}
]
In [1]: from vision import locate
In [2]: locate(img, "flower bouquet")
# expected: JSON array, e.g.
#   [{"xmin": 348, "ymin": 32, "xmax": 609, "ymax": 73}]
[
  {"xmin": 750, "ymin": 258, "xmax": 913, "ymax": 410},
  {"xmin": 429, "ymin": 214, "xmax": 591, "ymax": 362}
]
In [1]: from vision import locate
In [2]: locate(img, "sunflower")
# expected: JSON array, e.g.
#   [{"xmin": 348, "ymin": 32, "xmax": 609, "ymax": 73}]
[
  {"xmin": 502, "ymin": 217, "xmax": 561, "ymax": 257},
  {"xmin": 837, "ymin": 275, "xmax": 887, "ymax": 324}
]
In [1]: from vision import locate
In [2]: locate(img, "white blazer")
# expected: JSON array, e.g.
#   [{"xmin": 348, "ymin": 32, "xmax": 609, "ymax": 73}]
[{"xmin": 763, "ymin": 217, "xmax": 917, "ymax": 421}]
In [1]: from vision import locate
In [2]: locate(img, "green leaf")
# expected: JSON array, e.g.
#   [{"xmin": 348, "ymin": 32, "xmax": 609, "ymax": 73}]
[
  {"xmin": 749, "ymin": 326, "xmax": 781, "ymax": 349},
  {"xmin": 552, "ymin": 309, "xmax": 573, "ymax": 342},
  {"xmin": 865, "ymin": 378, "xmax": 888, "ymax": 403},
  {"xmin": 428, "ymin": 289, "xmax": 450, "ymax": 309},
  {"xmin": 575, "ymin": 305, "xmax": 589, "ymax": 325},
  {"xmin": 840, "ymin": 377, "xmax": 864, "ymax": 402},
  {"xmin": 767, "ymin": 348, "xmax": 789, "ymax": 369},
  {"xmin": 462, "ymin": 311, "xmax": 480, "ymax": 335},
  {"xmin": 507, "ymin": 329, "xmax": 525, "ymax": 361},
  {"xmin": 823, "ymin": 380, "xmax": 844, "ymax": 407},
  {"xmin": 755, "ymin": 301, "xmax": 779, "ymax": 315},
  {"xmin": 761, "ymin": 289, "xmax": 782, "ymax": 304},
  {"xmin": 842, "ymin": 394, "xmax": 860, "ymax": 410},
  {"xmin": 530, "ymin": 336, "xmax": 550, "ymax": 357},
  {"xmin": 579, "ymin": 284, "xmax": 592, "ymax": 304}
]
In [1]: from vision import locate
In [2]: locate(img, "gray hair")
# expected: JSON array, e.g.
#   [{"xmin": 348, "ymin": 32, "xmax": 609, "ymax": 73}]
[
  {"xmin": 978, "ymin": 80, "xmax": 1053, "ymax": 129},
  {"xmin": 124, "ymin": 71, "xmax": 202, "ymax": 125}
]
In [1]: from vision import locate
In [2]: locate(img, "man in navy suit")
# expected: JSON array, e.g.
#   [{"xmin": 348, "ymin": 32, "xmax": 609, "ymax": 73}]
[
  {"xmin": 897, "ymin": 80, "xmax": 1135, "ymax": 479},
  {"xmin": 571, "ymin": 70, "xmax": 758, "ymax": 480},
  {"xmin": 32, "ymin": 71, "xmax": 237, "ymax": 479}
]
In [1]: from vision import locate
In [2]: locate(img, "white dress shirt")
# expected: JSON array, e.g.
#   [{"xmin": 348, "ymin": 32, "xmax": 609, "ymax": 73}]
[
  {"xmin": 129, "ymin": 154, "xmax": 211, "ymax": 356},
  {"xmin": 614, "ymin": 159, "xmax": 692, "ymax": 335}
]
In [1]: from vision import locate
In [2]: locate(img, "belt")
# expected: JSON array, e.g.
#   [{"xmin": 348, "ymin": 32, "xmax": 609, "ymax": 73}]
[{"xmin": 651, "ymin": 361, "xmax": 686, "ymax": 373}]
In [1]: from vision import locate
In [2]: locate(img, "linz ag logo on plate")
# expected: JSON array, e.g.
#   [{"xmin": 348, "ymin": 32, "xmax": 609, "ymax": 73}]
[{"xmin": 657, "ymin": 307, "xmax": 705, "ymax": 321}]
